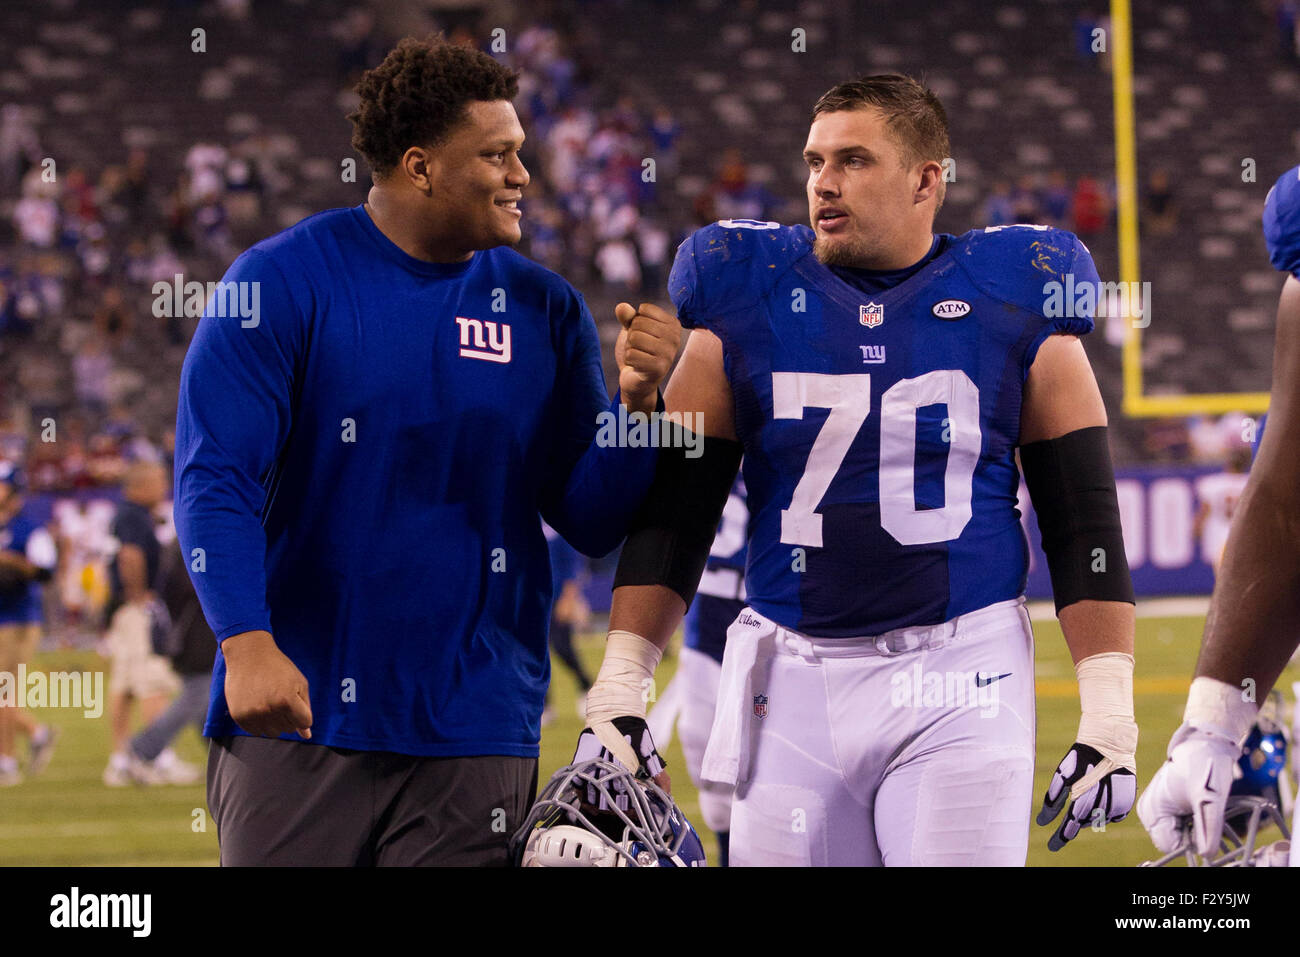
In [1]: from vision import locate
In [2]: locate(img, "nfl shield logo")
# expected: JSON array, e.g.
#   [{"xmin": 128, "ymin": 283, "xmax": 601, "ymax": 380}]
[
  {"xmin": 860, "ymin": 302, "xmax": 884, "ymax": 328},
  {"xmin": 752, "ymin": 693, "xmax": 768, "ymax": 719}
]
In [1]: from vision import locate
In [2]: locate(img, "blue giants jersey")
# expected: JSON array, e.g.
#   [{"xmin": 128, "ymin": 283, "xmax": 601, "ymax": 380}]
[
  {"xmin": 669, "ymin": 219, "xmax": 1097, "ymax": 638},
  {"xmin": 0, "ymin": 511, "xmax": 55, "ymax": 625}
]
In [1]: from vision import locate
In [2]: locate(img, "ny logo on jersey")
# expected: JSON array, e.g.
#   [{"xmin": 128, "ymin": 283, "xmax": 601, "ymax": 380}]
[
  {"xmin": 455, "ymin": 316, "xmax": 511, "ymax": 363},
  {"xmin": 860, "ymin": 344, "xmax": 886, "ymax": 364},
  {"xmin": 859, "ymin": 302, "xmax": 883, "ymax": 328}
]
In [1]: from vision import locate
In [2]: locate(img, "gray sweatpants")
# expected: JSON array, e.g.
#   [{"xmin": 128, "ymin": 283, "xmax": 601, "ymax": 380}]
[{"xmin": 207, "ymin": 736, "xmax": 537, "ymax": 866}]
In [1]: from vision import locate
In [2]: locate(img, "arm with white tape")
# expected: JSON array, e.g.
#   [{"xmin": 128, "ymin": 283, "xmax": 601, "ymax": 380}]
[
  {"xmin": 1019, "ymin": 335, "xmax": 1139, "ymax": 851},
  {"xmin": 574, "ymin": 326, "xmax": 741, "ymax": 791}
]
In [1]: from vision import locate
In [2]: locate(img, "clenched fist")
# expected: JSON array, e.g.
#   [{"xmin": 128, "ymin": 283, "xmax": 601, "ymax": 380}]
[
  {"xmin": 222, "ymin": 630, "xmax": 313, "ymax": 739},
  {"xmin": 614, "ymin": 302, "xmax": 681, "ymax": 415}
]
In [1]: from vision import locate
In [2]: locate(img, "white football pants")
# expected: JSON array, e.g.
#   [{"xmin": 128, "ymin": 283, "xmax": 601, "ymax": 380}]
[
  {"xmin": 702, "ymin": 598, "xmax": 1037, "ymax": 866},
  {"xmin": 675, "ymin": 646, "xmax": 735, "ymax": 833}
]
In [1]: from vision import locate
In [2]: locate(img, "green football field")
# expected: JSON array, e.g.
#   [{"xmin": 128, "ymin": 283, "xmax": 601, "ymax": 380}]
[{"xmin": 0, "ymin": 609, "xmax": 1291, "ymax": 867}]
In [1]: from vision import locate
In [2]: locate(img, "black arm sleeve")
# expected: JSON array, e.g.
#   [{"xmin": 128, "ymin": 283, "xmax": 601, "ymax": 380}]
[
  {"xmin": 1019, "ymin": 425, "xmax": 1135, "ymax": 612},
  {"xmin": 612, "ymin": 427, "xmax": 743, "ymax": 608}
]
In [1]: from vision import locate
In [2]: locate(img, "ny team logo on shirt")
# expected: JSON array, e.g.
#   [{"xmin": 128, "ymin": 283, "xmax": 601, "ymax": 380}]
[
  {"xmin": 859, "ymin": 302, "xmax": 883, "ymax": 328},
  {"xmin": 455, "ymin": 316, "xmax": 512, "ymax": 363}
]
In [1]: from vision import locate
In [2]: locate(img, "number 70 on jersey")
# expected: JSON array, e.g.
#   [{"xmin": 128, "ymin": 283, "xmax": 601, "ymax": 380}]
[{"xmin": 773, "ymin": 369, "xmax": 981, "ymax": 548}]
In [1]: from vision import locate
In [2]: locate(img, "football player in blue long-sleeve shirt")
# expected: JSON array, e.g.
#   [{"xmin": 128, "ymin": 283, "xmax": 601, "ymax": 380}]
[{"xmin": 175, "ymin": 36, "xmax": 679, "ymax": 865}]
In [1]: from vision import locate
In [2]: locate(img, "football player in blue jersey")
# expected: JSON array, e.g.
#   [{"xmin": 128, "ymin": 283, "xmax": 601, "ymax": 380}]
[
  {"xmin": 574, "ymin": 74, "xmax": 1137, "ymax": 865},
  {"xmin": 0, "ymin": 464, "xmax": 59, "ymax": 787},
  {"xmin": 175, "ymin": 36, "xmax": 679, "ymax": 865},
  {"xmin": 1139, "ymin": 163, "xmax": 1300, "ymax": 863}
]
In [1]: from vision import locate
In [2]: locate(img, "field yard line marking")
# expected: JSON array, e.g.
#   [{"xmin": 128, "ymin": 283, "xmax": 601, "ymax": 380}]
[
  {"xmin": 1028, "ymin": 597, "xmax": 1209, "ymax": 622},
  {"xmin": 0, "ymin": 820, "xmax": 168, "ymax": 839},
  {"xmin": 1036, "ymin": 676, "xmax": 1191, "ymax": 697}
]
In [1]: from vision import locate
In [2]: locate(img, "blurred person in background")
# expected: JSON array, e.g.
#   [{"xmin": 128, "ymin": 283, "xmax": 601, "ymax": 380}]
[
  {"xmin": 541, "ymin": 524, "xmax": 592, "ymax": 727},
  {"xmin": 983, "ymin": 180, "xmax": 1014, "ymax": 226},
  {"xmin": 0, "ymin": 105, "xmax": 41, "ymax": 194},
  {"xmin": 50, "ymin": 496, "xmax": 117, "ymax": 641},
  {"xmin": 1192, "ymin": 413, "xmax": 1253, "ymax": 576},
  {"xmin": 1142, "ymin": 417, "xmax": 1192, "ymax": 463},
  {"xmin": 693, "ymin": 149, "xmax": 774, "ymax": 225},
  {"xmin": 12, "ymin": 170, "xmax": 58, "ymax": 250},
  {"xmin": 648, "ymin": 106, "xmax": 681, "ymax": 180},
  {"xmin": 1071, "ymin": 174, "xmax": 1108, "ymax": 236},
  {"xmin": 101, "ymin": 460, "xmax": 178, "ymax": 786},
  {"xmin": 93, "ymin": 286, "xmax": 132, "ymax": 351},
  {"xmin": 119, "ymin": 542, "xmax": 210, "ymax": 785},
  {"xmin": 1010, "ymin": 174, "xmax": 1041, "ymax": 223},
  {"xmin": 72, "ymin": 332, "xmax": 113, "ymax": 421},
  {"xmin": 1040, "ymin": 170, "xmax": 1072, "ymax": 228},
  {"xmin": 636, "ymin": 216, "xmax": 670, "ymax": 301},
  {"xmin": 0, "ymin": 462, "xmax": 59, "ymax": 786},
  {"xmin": 1143, "ymin": 168, "xmax": 1178, "ymax": 236}
]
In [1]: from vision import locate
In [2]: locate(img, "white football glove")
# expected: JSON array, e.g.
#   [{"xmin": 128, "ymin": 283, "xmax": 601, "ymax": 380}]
[
  {"xmin": 1137, "ymin": 676, "xmax": 1255, "ymax": 855},
  {"xmin": 1137, "ymin": 723, "xmax": 1240, "ymax": 855}
]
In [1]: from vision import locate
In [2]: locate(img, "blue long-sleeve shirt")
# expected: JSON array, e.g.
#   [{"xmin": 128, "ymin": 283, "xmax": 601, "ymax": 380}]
[{"xmin": 175, "ymin": 205, "xmax": 657, "ymax": 757}]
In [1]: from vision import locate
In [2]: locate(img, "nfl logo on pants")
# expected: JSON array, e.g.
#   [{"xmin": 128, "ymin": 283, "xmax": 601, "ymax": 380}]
[{"xmin": 752, "ymin": 693, "xmax": 768, "ymax": 719}]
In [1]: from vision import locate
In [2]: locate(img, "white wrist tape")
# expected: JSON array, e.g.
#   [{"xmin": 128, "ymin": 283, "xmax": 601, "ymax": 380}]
[
  {"xmin": 1183, "ymin": 675, "xmax": 1258, "ymax": 743},
  {"xmin": 1075, "ymin": 652, "xmax": 1138, "ymax": 770},
  {"xmin": 584, "ymin": 631, "xmax": 662, "ymax": 725}
]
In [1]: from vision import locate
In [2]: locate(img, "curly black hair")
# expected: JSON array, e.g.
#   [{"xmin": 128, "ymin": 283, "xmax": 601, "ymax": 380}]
[{"xmin": 348, "ymin": 35, "xmax": 520, "ymax": 178}]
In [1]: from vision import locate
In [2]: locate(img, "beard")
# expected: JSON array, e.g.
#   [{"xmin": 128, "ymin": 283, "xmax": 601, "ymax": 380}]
[{"xmin": 812, "ymin": 232, "xmax": 877, "ymax": 269}]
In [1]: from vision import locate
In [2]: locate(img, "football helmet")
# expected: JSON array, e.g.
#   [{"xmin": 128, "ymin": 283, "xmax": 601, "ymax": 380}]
[
  {"xmin": 1229, "ymin": 692, "xmax": 1288, "ymax": 807},
  {"xmin": 1140, "ymin": 794, "xmax": 1290, "ymax": 866},
  {"xmin": 511, "ymin": 758, "xmax": 706, "ymax": 867}
]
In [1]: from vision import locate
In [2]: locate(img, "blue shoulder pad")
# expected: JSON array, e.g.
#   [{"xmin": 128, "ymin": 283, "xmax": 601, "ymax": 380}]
[
  {"xmin": 668, "ymin": 220, "xmax": 813, "ymax": 331},
  {"xmin": 955, "ymin": 224, "xmax": 1098, "ymax": 335},
  {"xmin": 1264, "ymin": 165, "xmax": 1300, "ymax": 278}
]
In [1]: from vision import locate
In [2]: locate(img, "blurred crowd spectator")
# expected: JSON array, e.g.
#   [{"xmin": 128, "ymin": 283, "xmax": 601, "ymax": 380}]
[
  {"xmin": 1141, "ymin": 411, "xmax": 1256, "ymax": 467},
  {"xmin": 983, "ymin": 169, "xmax": 1117, "ymax": 236},
  {"xmin": 501, "ymin": 24, "xmax": 692, "ymax": 299}
]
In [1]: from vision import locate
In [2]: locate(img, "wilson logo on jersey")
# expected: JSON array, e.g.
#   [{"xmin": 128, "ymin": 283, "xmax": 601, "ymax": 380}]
[
  {"xmin": 860, "ymin": 344, "xmax": 886, "ymax": 364},
  {"xmin": 859, "ymin": 302, "xmax": 883, "ymax": 328},
  {"xmin": 931, "ymin": 299, "xmax": 971, "ymax": 320},
  {"xmin": 455, "ymin": 316, "xmax": 511, "ymax": 363}
]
